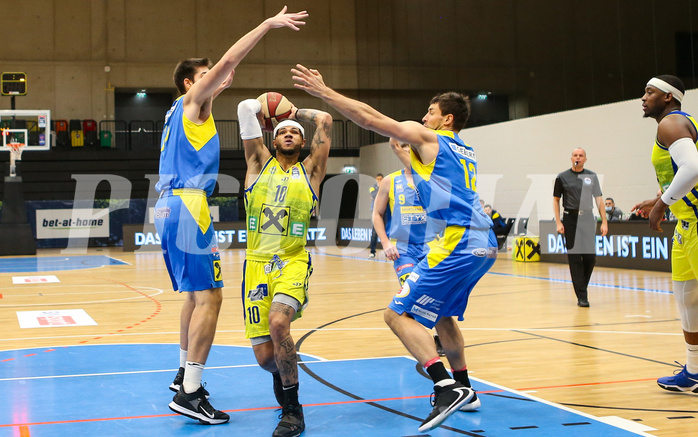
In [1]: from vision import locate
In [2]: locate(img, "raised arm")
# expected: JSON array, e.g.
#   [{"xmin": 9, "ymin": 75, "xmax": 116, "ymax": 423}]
[
  {"xmin": 211, "ymin": 70, "xmax": 235, "ymax": 100},
  {"xmin": 291, "ymin": 64, "xmax": 438, "ymax": 160},
  {"xmin": 297, "ymin": 108, "xmax": 332, "ymax": 192},
  {"xmin": 184, "ymin": 7, "xmax": 308, "ymax": 121},
  {"xmin": 238, "ymin": 99, "xmax": 271, "ymax": 188},
  {"xmin": 372, "ymin": 175, "xmax": 399, "ymax": 261}
]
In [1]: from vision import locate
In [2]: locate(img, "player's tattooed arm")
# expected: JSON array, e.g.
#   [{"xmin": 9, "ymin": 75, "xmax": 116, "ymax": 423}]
[{"xmin": 298, "ymin": 108, "xmax": 333, "ymax": 189}]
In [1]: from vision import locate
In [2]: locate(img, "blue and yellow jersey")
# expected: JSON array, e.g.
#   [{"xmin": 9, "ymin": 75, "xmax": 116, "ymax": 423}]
[
  {"xmin": 244, "ymin": 157, "xmax": 318, "ymax": 261},
  {"xmin": 410, "ymin": 130, "xmax": 492, "ymax": 233},
  {"xmin": 155, "ymin": 96, "xmax": 220, "ymax": 196},
  {"xmin": 652, "ymin": 110, "xmax": 698, "ymax": 221},
  {"xmin": 385, "ymin": 169, "xmax": 427, "ymax": 258}
]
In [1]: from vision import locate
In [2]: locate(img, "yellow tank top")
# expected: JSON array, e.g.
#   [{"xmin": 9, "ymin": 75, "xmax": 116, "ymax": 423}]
[
  {"xmin": 244, "ymin": 157, "xmax": 318, "ymax": 260},
  {"xmin": 651, "ymin": 110, "xmax": 698, "ymax": 221}
]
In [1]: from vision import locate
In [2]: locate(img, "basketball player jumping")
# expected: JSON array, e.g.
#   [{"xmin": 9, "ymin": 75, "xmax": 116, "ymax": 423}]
[
  {"xmin": 154, "ymin": 7, "xmax": 308, "ymax": 425},
  {"xmin": 236, "ymin": 97, "xmax": 332, "ymax": 436}
]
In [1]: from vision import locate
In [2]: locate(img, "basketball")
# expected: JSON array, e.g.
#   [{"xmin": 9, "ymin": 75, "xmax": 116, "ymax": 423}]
[{"xmin": 257, "ymin": 92, "xmax": 293, "ymax": 131}]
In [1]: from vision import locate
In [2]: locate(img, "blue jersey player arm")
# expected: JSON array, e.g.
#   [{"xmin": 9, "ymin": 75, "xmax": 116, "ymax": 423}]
[
  {"xmin": 291, "ymin": 64, "xmax": 441, "ymax": 164},
  {"xmin": 184, "ymin": 7, "xmax": 308, "ymax": 124},
  {"xmin": 372, "ymin": 174, "xmax": 399, "ymax": 261}
]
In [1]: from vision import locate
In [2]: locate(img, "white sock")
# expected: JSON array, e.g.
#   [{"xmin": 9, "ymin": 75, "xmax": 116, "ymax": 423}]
[
  {"xmin": 179, "ymin": 349, "xmax": 187, "ymax": 369},
  {"xmin": 686, "ymin": 342, "xmax": 698, "ymax": 374},
  {"xmin": 183, "ymin": 361, "xmax": 204, "ymax": 394}
]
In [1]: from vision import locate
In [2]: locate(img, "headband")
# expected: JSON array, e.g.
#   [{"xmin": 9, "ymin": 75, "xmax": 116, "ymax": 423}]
[
  {"xmin": 273, "ymin": 120, "xmax": 305, "ymax": 138},
  {"xmin": 647, "ymin": 77, "xmax": 684, "ymax": 103}
]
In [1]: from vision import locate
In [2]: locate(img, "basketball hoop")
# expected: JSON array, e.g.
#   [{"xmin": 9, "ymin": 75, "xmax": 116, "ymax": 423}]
[{"xmin": 7, "ymin": 141, "xmax": 24, "ymax": 178}]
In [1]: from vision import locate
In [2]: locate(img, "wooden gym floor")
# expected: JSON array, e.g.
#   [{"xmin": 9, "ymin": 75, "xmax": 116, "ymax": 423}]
[{"xmin": 0, "ymin": 246, "xmax": 693, "ymax": 436}]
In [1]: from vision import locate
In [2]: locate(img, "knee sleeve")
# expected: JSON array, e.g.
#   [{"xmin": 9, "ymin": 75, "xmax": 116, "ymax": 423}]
[{"xmin": 673, "ymin": 279, "xmax": 698, "ymax": 332}]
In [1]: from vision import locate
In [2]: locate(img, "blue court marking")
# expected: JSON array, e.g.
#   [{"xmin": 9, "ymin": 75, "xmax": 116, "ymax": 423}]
[
  {"xmin": 0, "ymin": 255, "xmax": 128, "ymax": 273},
  {"xmin": 0, "ymin": 344, "xmax": 653, "ymax": 436},
  {"xmin": 310, "ymin": 250, "xmax": 673, "ymax": 294}
]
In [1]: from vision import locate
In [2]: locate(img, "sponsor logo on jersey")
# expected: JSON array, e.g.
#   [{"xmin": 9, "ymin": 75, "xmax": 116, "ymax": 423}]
[
  {"xmin": 292, "ymin": 166, "xmax": 301, "ymax": 179},
  {"xmin": 410, "ymin": 304, "xmax": 437, "ymax": 322},
  {"xmin": 154, "ymin": 207, "xmax": 171, "ymax": 219},
  {"xmin": 449, "ymin": 143, "xmax": 476, "ymax": 161},
  {"xmin": 396, "ymin": 263, "xmax": 414, "ymax": 273},
  {"xmin": 395, "ymin": 282, "xmax": 411, "ymax": 298},
  {"xmin": 248, "ymin": 284, "xmax": 268, "ymax": 301},
  {"xmin": 472, "ymin": 248, "xmax": 487, "ymax": 257},
  {"xmin": 416, "ymin": 295, "xmax": 436, "ymax": 306},
  {"xmin": 407, "ymin": 272, "xmax": 420, "ymax": 283},
  {"xmin": 677, "ymin": 233, "xmax": 683, "ymax": 245},
  {"xmin": 584, "ymin": 177, "xmax": 592, "ymax": 185},
  {"xmin": 213, "ymin": 259, "xmax": 222, "ymax": 281}
]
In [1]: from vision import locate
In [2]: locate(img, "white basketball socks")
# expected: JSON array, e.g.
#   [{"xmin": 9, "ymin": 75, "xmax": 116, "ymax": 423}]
[
  {"xmin": 183, "ymin": 361, "xmax": 204, "ymax": 394},
  {"xmin": 686, "ymin": 342, "xmax": 698, "ymax": 375},
  {"xmin": 179, "ymin": 349, "xmax": 187, "ymax": 369}
]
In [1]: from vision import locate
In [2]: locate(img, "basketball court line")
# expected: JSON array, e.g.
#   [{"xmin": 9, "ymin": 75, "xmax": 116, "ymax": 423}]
[
  {"xmin": 0, "ymin": 345, "xmax": 656, "ymax": 436},
  {"xmin": 0, "ymin": 255, "xmax": 128, "ymax": 273}
]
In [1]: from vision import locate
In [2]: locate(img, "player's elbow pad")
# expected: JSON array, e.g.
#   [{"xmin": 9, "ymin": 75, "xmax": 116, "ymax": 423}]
[{"xmin": 237, "ymin": 99, "xmax": 263, "ymax": 140}]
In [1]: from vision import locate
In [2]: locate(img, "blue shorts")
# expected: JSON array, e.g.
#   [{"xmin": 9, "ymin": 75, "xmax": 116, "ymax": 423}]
[
  {"xmin": 389, "ymin": 226, "xmax": 497, "ymax": 329},
  {"xmin": 154, "ymin": 189, "xmax": 224, "ymax": 292},
  {"xmin": 393, "ymin": 253, "xmax": 421, "ymax": 286}
]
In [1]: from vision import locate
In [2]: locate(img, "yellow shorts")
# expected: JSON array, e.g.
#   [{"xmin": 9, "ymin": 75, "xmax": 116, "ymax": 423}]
[
  {"xmin": 672, "ymin": 220, "xmax": 698, "ymax": 281},
  {"xmin": 242, "ymin": 251, "xmax": 313, "ymax": 339}
]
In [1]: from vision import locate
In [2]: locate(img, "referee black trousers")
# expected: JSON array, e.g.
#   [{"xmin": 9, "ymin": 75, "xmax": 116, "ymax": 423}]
[{"xmin": 562, "ymin": 213, "xmax": 596, "ymax": 302}]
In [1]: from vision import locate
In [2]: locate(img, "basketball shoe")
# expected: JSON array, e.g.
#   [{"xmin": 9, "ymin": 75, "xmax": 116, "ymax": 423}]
[
  {"xmin": 272, "ymin": 403, "xmax": 305, "ymax": 437},
  {"xmin": 657, "ymin": 363, "xmax": 698, "ymax": 392},
  {"xmin": 418, "ymin": 380, "xmax": 473, "ymax": 432},
  {"xmin": 169, "ymin": 386, "xmax": 229, "ymax": 425},
  {"xmin": 459, "ymin": 391, "xmax": 481, "ymax": 411}
]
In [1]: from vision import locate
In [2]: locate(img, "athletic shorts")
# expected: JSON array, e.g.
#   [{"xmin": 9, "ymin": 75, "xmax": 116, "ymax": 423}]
[
  {"xmin": 389, "ymin": 225, "xmax": 497, "ymax": 329},
  {"xmin": 243, "ymin": 251, "xmax": 313, "ymax": 339},
  {"xmin": 672, "ymin": 220, "xmax": 698, "ymax": 282},
  {"xmin": 154, "ymin": 189, "xmax": 223, "ymax": 292},
  {"xmin": 393, "ymin": 252, "xmax": 421, "ymax": 287}
]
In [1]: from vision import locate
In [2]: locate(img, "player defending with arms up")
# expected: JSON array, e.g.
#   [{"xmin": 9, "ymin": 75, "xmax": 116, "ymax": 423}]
[
  {"xmin": 634, "ymin": 75, "xmax": 698, "ymax": 393},
  {"xmin": 154, "ymin": 7, "xmax": 307, "ymax": 425},
  {"xmin": 292, "ymin": 65, "xmax": 496, "ymax": 432},
  {"xmin": 237, "ymin": 96, "xmax": 332, "ymax": 437}
]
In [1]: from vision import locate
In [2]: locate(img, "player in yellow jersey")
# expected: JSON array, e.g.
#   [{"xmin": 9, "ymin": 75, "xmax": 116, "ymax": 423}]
[
  {"xmin": 293, "ymin": 66, "xmax": 496, "ymax": 433},
  {"xmin": 156, "ymin": 7, "xmax": 308, "ymax": 426},
  {"xmin": 634, "ymin": 75, "xmax": 698, "ymax": 392},
  {"xmin": 237, "ymin": 96, "xmax": 332, "ymax": 437}
]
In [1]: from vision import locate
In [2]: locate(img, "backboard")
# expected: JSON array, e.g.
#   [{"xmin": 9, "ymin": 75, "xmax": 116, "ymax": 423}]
[{"xmin": 0, "ymin": 109, "xmax": 50, "ymax": 151}]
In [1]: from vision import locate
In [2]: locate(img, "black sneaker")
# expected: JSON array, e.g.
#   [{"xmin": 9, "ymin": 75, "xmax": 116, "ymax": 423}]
[
  {"xmin": 418, "ymin": 381, "xmax": 473, "ymax": 432},
  {"xmin": 169, "ymin": 367, "xmax": 209, "ymax": 399},
  {"xmin": 272, "ymin": 404, "xmax": 305, "ymax": 437},
  {"xmin": 168, "ymin": 386, "xmax": 229, "ymax": 425},
  {"xmin": 273, "ymin": 371, "xmax": 284, "ymax": 406},
  {"xmin": 458, "ymin": 391, "xmax": 481, "ymax": 411},
  {"xmin": 577, "ymin": 299, "xmax": 590, "ymax": 308}
]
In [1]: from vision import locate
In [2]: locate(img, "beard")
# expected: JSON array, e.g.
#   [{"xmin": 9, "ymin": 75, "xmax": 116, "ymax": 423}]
[{"xmin": 277, "ymin": 146, "xmax": 299, "ymax": 156}]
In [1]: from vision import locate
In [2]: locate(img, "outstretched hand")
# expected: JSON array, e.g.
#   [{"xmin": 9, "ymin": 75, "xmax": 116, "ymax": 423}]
[
  {"xmin": 292, "ymin": 64, "xmax": 328, "ymax": 98},
  {"xmin": 265, "ymin": 6, "xmax": 308, "ymax": 31}
]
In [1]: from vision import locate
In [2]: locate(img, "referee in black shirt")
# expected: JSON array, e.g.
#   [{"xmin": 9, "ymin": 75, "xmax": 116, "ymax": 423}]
[{"xmin": 553, "ymin": 148, "xmax": 608, "ymax": 307}]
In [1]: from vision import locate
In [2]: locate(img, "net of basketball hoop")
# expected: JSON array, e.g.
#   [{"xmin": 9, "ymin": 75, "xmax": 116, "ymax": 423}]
[
  {"xmin": 7, "ymin": 142, "xmax": 24, "ymax": 177},
  {"xmin": 3, "ymin": 128, "xmax": 27, "ymax": 178}
]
